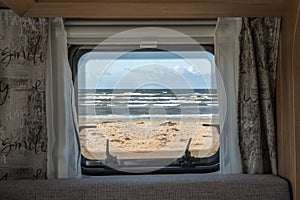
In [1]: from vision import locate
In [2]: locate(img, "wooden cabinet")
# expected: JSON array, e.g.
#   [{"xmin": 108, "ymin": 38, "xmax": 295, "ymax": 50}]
[{"xmin": 0, "ymin": 0, "xmax": 287, "ymax": 18}]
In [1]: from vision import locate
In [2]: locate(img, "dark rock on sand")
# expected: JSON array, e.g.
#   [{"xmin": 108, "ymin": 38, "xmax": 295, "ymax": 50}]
[{"xmin": 159, "ymin": 121, "xmax": 177, "ymax": 126}]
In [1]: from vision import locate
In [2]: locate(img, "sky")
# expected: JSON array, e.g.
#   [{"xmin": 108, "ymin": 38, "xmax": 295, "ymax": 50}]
[{"xmin": 77, "ymin": 51, "xmax": 217, "ymax": 90}]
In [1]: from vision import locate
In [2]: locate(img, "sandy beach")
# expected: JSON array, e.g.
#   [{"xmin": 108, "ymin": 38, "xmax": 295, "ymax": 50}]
[{"xmin": 79, "ymin": 118, "xmax": 219, "ymax": 160}]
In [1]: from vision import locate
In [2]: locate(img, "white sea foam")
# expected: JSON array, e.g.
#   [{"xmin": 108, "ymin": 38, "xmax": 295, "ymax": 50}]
[
  {"xmin": 152, "ymin": 104, "xmax": 181, "ymax": 107},
  {"xmin": 79, "ymin": 114, "xmax": 219, "ymax": 119},
  {"xmin": 78, "ymin": 89, "xmax": 219, "ymax": 118}
]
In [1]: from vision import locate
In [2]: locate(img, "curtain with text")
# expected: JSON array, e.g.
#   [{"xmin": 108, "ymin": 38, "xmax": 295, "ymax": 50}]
[{"xmin": 0, "ymin": 10, "xmax": 48, "ymax": 180}]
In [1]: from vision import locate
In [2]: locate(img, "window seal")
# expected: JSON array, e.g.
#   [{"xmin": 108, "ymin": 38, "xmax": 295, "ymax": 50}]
[{"xmin": 69, "ymin": 44, "xmax": 220, "ymax": 176}]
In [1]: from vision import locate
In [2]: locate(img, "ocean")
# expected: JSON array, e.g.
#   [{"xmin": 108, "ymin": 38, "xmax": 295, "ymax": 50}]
[{"xmin": 78, "ymin": 89, "xmax": 219, "ymax": 119}]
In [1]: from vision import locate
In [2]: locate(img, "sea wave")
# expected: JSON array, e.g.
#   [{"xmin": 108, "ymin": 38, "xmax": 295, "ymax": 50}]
[
  {"xmin": 79, "ymin": 114, "xmax": 219, "ymax": 119},
  {"xmin": 78, "ymin": 89, "xmax": 219, "ymax": 119}
]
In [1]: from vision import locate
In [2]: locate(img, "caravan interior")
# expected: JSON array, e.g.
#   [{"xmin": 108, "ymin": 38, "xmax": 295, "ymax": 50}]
[{"xmin": 0, "ymin": 0, "xmax": 299, "ymax": 199}]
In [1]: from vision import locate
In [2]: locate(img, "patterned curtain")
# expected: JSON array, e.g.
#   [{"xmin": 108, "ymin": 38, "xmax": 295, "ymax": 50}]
[
  {"xmin": 0, "ymin": 10, "xmax": 48, "ymax": 180},
  {"xmin": 238, "ymin": 18, "xmax": 281, "ymax": 174}
]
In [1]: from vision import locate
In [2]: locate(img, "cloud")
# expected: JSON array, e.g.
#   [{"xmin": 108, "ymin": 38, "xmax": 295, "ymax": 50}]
[
  {"xmin": 110, "ymin": 64, "xmax": 197, "ymax": 89},
  {"xmin": 174, "ymin": 65, "xmax": 199, "ymax": 75},
  {"xmin": 80, "ymin": 55, "xmax": 216, "ymax": 89}
]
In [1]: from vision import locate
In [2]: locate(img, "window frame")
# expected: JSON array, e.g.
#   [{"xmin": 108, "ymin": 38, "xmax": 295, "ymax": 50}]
[{"xmin": 69, "ymin": 44, "xmax": 220, "ymax": 176}]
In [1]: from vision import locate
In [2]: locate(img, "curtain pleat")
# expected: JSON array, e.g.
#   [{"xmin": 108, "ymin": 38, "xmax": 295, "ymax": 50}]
[
  {"xmin": 215, "ymin": 18, "xmax": 243, "ymax": 174},
  {"xmin": 238, "ymin": 18, "xmax": 281, "ymax": 174},
  {"xmin": 46, "ymin": 18, "xmax": 81, "ymax": 178}
]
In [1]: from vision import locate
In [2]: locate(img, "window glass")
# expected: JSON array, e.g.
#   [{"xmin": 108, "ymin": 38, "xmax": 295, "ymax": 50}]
[{"xmin": 77, "ymin": 50, "xmax": 219, "ymax": 171}]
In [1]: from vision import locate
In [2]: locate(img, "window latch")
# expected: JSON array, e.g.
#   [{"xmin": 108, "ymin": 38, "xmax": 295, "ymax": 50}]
[
  {"xmin": 140, "ymin": 41, "xmax": 158, "ymax": 49},
  {"xmin": 178, "ymin": 138, "xmax": 196, "ymax": 168},
  {"xmin": 202, "ymin": 123, "xmax": 220, "ymax": 134},
  {"xmin": 104, "ymin": 139, "xmax": 119, "ymax": 167}
]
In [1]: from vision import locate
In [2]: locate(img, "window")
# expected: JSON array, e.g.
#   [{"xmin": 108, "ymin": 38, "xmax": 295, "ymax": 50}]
[{"xmin": 70, "ymin": 44, "xmax": 220, "ymax": 175}]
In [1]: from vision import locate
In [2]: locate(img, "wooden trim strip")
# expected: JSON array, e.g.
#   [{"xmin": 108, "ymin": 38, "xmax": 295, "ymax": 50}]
[
  {"xmin": 36, "ymin": 0, "xmax": 287, "ymax": 4},
  {"xmin": 25, "ymin": 2, "xmax": 287, "ymax": 18},
  {"xmin": 1, "ymin": 0, "xmax": 36, "ymax": 16},
  {"xmin": 0, "ymin": 2, "xmax": 8, "ymax": 9}
]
